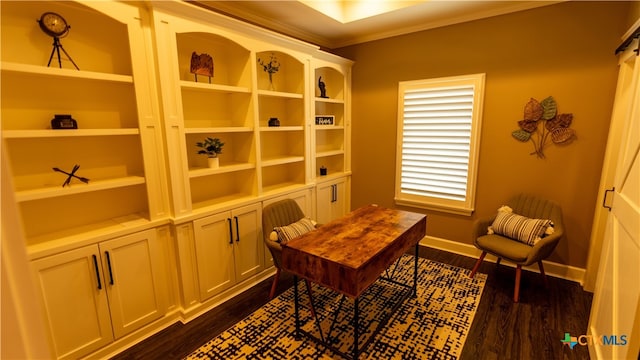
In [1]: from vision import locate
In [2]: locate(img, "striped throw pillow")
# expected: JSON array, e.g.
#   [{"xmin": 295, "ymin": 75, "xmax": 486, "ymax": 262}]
[
  {"xmin": 490, "ymin": 211, "xmax": 552, "ymax": 246},
  {"xmin": 273, "ymin": 218, "xmax": 316, "ymax": 244}
]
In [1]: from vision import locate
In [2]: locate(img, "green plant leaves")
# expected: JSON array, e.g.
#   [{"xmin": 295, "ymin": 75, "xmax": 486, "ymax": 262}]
[
  {"xmin": 540, "ymin": 96, "xmax": 557, "ymax": 120},
  {"xmin": 512, "ymin": 129, "xmax": 531, "ymax": 142}
]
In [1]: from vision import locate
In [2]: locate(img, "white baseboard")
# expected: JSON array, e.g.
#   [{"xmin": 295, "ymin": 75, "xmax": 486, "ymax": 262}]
[
  {"xmin": 179, "ymin": 268, "xmax": 276, "ymax": 323},
  {"xmin": 420, "ymin": 235, "xmax": 586, "ymax": 286}
]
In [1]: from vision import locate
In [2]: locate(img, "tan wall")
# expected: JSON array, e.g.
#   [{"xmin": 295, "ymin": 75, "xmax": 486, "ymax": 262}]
[
  {"xmin": 628, "ymin": 1, "xmax": 640, "ymax": 29},
  {"xmin": 334, "ymin": 1, "xmax": 630, "ymax": 268}
]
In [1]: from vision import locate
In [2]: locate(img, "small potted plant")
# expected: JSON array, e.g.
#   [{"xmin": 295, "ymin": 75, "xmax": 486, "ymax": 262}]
[{"xmin": 196, "ymin": 137, "xmax": 224, "ymax": 168}]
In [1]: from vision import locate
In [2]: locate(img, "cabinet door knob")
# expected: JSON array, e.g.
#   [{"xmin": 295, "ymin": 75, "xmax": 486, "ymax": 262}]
[{"xmin": 92, "ymin": 254, "xmax": 102, "ymax": 290}]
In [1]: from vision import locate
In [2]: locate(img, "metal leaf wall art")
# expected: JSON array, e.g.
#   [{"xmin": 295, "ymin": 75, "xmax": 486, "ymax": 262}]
[{"xmin": 512, "ymin": 96, "xmax": 576, "ymax": 158}]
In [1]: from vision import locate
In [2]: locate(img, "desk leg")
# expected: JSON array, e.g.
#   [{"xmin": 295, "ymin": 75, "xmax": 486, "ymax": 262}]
[
  {"xmin": 293, "ymin": 275, "xmax": 301, "ymax": 340},
  {"xmin": 353, "ymin": 297, "xmax": 359, "ymax": 360},
  {"xmin": 413, "ymin": 242, "xmax": 419, "ymax": 297}
]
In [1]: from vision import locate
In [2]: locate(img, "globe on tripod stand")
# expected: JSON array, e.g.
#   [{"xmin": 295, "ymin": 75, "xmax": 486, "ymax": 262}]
[{"xmin": 38, "ymin": 12, "xmax": 79, "ymax": 70}]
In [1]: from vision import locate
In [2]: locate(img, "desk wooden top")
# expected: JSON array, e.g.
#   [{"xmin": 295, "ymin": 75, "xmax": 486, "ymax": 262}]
[{"xmin": 281, "ymin": 204, "xmax": 426, "ymax": 297}]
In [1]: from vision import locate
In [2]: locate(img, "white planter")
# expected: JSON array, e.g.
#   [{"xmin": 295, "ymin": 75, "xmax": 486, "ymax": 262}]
[{"xmin": 207, "ymin": 157, "xmax": 219, "ymax": 168}]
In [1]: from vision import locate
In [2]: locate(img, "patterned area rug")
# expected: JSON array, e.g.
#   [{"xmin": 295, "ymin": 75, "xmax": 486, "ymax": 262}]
[{"xmin": 187, "ymin": 255, "xmax": 486, "ymax": 359}]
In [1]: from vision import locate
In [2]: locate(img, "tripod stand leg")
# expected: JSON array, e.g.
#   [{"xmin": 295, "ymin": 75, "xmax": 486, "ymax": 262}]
[
  {"xmin": 59, "ymin": 44, "xmax": 79, "ymax": 70},
  {"xmin": 56, "ymin": 45, "xmax": 63, "ymax": 68},
  {"xmin": 47, "ymin": 39, "xmax": 57, "ymax": 67},
  {"xmin": 47, "ymin": 37, "xmax": 80, "ymax": 70}
]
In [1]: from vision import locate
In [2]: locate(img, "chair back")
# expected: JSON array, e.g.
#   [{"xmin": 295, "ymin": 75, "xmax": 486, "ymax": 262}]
[
  {"xmin": 507, "ymin": 193, "xmax": 564, "ymax": 233},
  {"xmin": 262, "ymin": 199, "xmax": 305, "ymax": 268},
  {"xmin": 507, "ymin": 193, "xmax": 564, "ymax": 261}
]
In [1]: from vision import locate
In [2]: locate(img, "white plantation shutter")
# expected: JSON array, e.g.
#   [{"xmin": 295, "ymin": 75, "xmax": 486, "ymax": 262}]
[{"xmin": 395, "ymin": 74, "xmax": 485, "ymax": 215}]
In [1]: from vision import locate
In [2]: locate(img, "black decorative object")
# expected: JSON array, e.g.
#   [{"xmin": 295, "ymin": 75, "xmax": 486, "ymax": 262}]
[
  {"xmin": 268, "ymin": 117, "xmax": 280, "ymax": 127},
  {"xmin": 190, "ymin": 51, "xmax": 214, "ymax": 83},
  {"xmin": 318, "ymin": 76, "xmax": 328, "ymax": 98},
  {"xmin": 53, "ymin": 165, "xmax": 89, "ymax": 187},
  {"xmin": 38, "ymin": 12, "xmax": 79, "ymax": 70},
  {"xmin": 320, "ymin": 166, "xmax": 327, "ymax": 176},
  {"xmin": 51, "ymin": 114, "xmax": 77, "ymax": 129}
]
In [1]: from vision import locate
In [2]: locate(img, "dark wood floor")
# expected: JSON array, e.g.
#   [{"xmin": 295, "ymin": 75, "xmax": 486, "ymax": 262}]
[{"xmin": 112, "ymin": 247, "xmax": 593, "ymax": 360}]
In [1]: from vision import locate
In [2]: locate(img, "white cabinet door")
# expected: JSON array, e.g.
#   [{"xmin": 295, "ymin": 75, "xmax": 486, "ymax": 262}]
[
  {"xmin": 232, "ymin": 203, "xmax": 263, "ymax": 282},
  {"xmin": 31, "ymin": 246, "xmax": 113, "ymax": 360},
  {"xmin": 99, "ymin": 229, "xmax": 163, "ymax": 339},
  {"xmin": 194, "ymin": 203, "xmax": 264, "ymax": 300},
  {"xmin": 194, "ymin": 211, "xmax": 236, "ymax": 300},
  {"xmin": 316, "ymin": 177, "xmax": 347, "ymax": 224}
]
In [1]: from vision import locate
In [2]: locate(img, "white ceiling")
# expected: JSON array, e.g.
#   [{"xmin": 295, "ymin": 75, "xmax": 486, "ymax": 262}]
[{"xmin": 192, "ymin": 1, "xmax": 561, "ymax": 49}]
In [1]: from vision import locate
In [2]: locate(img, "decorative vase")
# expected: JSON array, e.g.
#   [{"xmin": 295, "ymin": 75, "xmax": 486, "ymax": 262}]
[
  {"xmin": 207, "ymin": 157, "xmax": 219, "ymax": 169},
  {"xmin": 268, "ymin": 117, "xmax": 280, "ymax": 127}
]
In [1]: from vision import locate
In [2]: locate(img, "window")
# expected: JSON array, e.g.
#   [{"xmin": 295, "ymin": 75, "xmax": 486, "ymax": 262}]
[{"xmin": 395, "ymin": 74, "xmax": 485, "ymax": 216}]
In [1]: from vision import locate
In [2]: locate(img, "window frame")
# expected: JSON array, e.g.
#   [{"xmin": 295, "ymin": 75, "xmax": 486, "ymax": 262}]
[{"xmin": 394, "ymin": 73, "xmax": 485, "ymax": 216}]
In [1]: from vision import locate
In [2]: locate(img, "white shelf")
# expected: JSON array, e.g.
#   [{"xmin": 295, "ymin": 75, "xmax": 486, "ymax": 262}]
[
  {"xmin": 1, "ymin": 61, "xmax": 134, "ymax": 83},
  {"xmin": 16, "ymin": 176, "xmax": 146, "ymax": 202},
  {"xmin": 261, "ymin": 182, "xmax": 306, "ymax": 196},
  {"xmin": 180, "ymin": 80, "xmax": 251, "ymax": 94},
  {"xmin": 189, "ymin": 163, "xmax": 256, "ymax": 178},
  {"xmin": 315, "ymin": 125, "xmax": 345, "ymax": 131},
  {"xmin": 185, "ymin": 127, "xmax": 254, "ymax": 134},
  {"xmin": 26, "ymin": 213, "xmax": 155, "ymax": 259},
  {"xmin": 316, "ymin": 171, "xmax": 351, "ymax": 183},
  {"xmin": 3, "ymin": 129, "xmax": 140, "ymax": 138},
  {"xmin": 261, "ymin": 156, "xmax": 305, "ymax": 167},
  {"xmin": 191, "ymin": 193, "xmax": 256, "ymax": 213},
  {"xmin": 259, "ymin": 126, "xmax": 304, "ymax": 132},
  {"xmin": 257, "ymin": 89, "xmax": 304, "ymax": 99},
  {"xmin": 315, "ymin": 97, "xmax": 344, "ymax": 104},
  {"xmin": 316, "ymin": 150, "xmax": 345, "ymax": 158}
]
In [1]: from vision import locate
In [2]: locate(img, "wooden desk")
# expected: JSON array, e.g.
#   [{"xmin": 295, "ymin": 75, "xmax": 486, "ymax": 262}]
[{"xmin": 282, "ymin": 204, "xmax": 427, "ymax": 359}]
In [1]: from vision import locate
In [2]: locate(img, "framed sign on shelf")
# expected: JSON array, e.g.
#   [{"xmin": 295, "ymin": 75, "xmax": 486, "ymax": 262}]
[{"xmin": 315, "ymin": 115, "xmax": 335, "ymax": 126}]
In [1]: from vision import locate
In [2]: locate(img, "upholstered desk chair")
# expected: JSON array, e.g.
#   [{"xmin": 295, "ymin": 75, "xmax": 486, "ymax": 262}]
[
  {"xmin": 262, "ymin": 199, "xmax": 317, "ymax": 313},
  {"xmin": 469, "ymin": 194, "xmax": 564, "ymax": 302}
]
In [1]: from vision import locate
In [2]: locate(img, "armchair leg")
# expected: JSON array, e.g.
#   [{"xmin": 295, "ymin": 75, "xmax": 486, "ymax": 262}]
[
  {"xmin": 269, "ymin": 268, "xmax": 281, "ymax": 300},
  {"xmin": 514, "ymin": 265, "xmax": 522, "ymax": 303},
  {"xmin": 470, "ymin": 251, "xmax": 487, "ymax": 278},
  {"xmin": 538, "ymin": 261, "xmax": 548, "ymax": 287}
]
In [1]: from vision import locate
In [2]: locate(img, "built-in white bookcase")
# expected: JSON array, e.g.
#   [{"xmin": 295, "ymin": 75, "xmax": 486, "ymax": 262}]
[
  {"xmin": 1, "ymin": 1, "xmax": 168, "ymax": 252},
  {"xmin": 313, "ymin": 58, "xmax": 351, "ymax": 179},
  {"xmin": 153, "ymin": 6, "xmax": 318, "ymax": 215},
  {"xmin": 257, "ymin": 50, "xmax": 308, "ymax": 194},
  {"xmin": 2, "ymin": 1, "xmax": 352, "ymax": 358}
]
